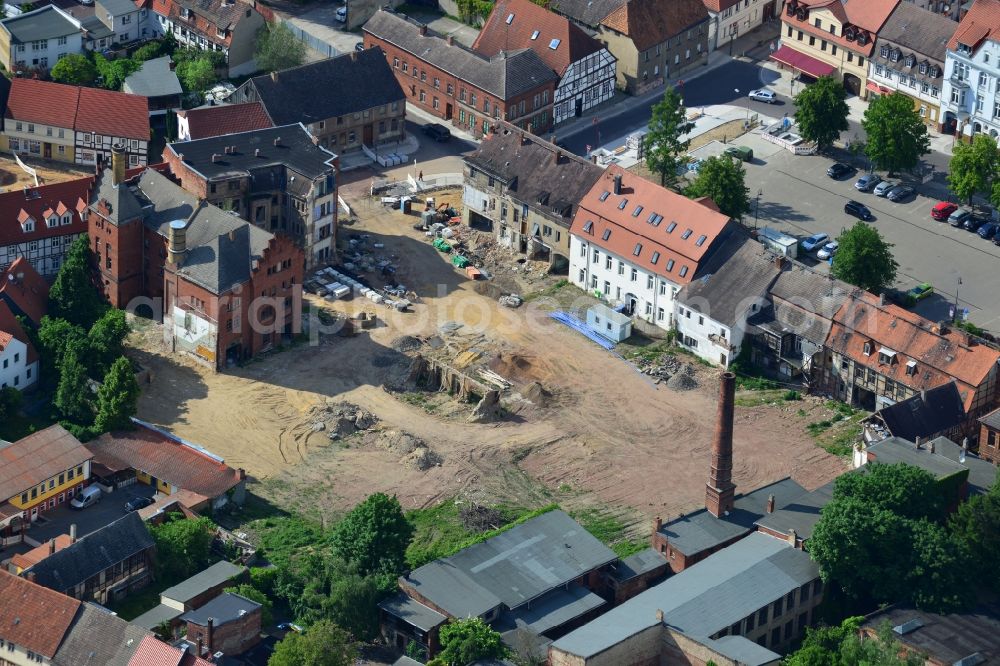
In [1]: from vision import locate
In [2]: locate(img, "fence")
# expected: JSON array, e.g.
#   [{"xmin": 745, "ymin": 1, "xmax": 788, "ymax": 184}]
[{"xmin": 274, "ymin": 16, "xmax": 340, "ymax": 59}]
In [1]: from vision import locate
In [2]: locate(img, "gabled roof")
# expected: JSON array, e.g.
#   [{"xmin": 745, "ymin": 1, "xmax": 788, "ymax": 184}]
[
  {"xmin": 546, "ymin": 0, "xmax": 624, "ymax": 29},
  {"xmin": 180, "ymin": 592, "xmax": 261, "ymax": 627},
  {"xmin": 88, "ymin": 419, "xmax": 242, "ymax": 499},
  {"xmin": 600, "ymin": 0, "xmax": 708, "ymax": 51},
  {"xmin": 473, "ymin": 0, "xmax": 605, "ymax": 76},
  {"xmin": 570, "ymin": 165, "xmax": 732, "ymax": 285},
  {"xmin": 0, "ymin": 256, "xmax": 50, "ymax": 325},
  {"xmin": 76, "ymin": 86, "xmax": 150, "ymax": 141},
  {"xmin": 876, "ymin": 2, "xmax": 955, "ymax": 63},
  {"xmin": 242, "ymin": 48, "xmax": 404, "ymax": 125},
  {"xmin": 0, "ymin": 301, "xmax": 38, "ymax": 367},
  {"xmin": 874, "ymin": 381, "xmax": 966, "ymax": 442},
  {"xmin": 925, "ymin": 436, "xmax": 997, "ymax": 496},
  {"xmin": 54, "ymin": 602, "xmax": 150, "ymax": 666},
  {"xmin": 364, "ymin": 11, "xmax": 558, "ymax": 100},
  {"xmin": 178, "ymin": 102, "xmax": 274, "ymax": 140},
  {"xmin": 11, "ymin": 534, "xmax": 75, "ymax": 571},
  {"xmin": 128, "ymin": 634, "xmax": 214, "ymax": 666},
  {"xmin": 124, "ymin": 56, "xmax": 183, "ymax": 99},
  {"xmin": 788, "ymin": 0, "xmax": 900, "ymax": 57},
  {"xmin": 0, "ymin": 4, "xmax": 81, "ymax": 43},
  {"xmin": 6, "ymin": 78, "xmax": 79, "ymax": 129},
  {"xmin": 464, "ymin": 122, "xmax": 603, "ymax": 222},
  {"xmin": 99, "ymin": 0, "xmax": 141, "ymax": 15},
  {"xmin": 25, "ymin": 512, "xmax": 155, "ymax": 593},
  {"xmin": 756, "ymin": 263, "xmax": 851, "ymax": 344},
  {"xmin": 865, "ymin": 437, "xmax": 970, "ymax": 480},
  {"xmin": 0, "ymin": 425, "xmax": 91, "ymax": 503},
  {"xmin": 401, "ymin": 510, "xmax": 616, "ymax": 619},
  {"xmin": 0, "ymin": 177, "xmax": 92, "ymax": 251},
  {"xmin": 754, "ymin": 480, "xmax": 835, "ymax": 541},
  {"xmin": 949, "ymin": 0, "xmax": 1000, "ymax": 51},
  {"xmin": 0, "ymin": 570, "xmax": 80, "ymax": 659},
  {"xmin": 91, "ymin": 168, "xmax": 147, "ymax": 227},
  {"xmin": 827, "ymin": 291, "xmax": 1000, "ymax": 411}
]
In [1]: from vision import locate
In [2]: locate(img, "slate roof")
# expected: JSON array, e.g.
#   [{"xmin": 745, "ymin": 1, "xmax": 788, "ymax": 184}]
[
  {"xmin": 0, "ymin": 425, "xmax": 91, "ymax": 503},
  {"xmin": 242, "ymin": 48, "xmax": 404, "ymax": 125},
  {"xmin": 0, "ymin": 5, "xmax": 80, "ymax": 43},
  {"xmin": 546, "ymin": 0, "xmax": 624, "ymax": 28},
  {"xmin": 161, "ymin": 560, "xmax": 246, "ymax": 605},
  {"xmin": 759, "ymin": 263, "xmax": 851, "ymax": 344},
  {"xmin": 876, "ymin": 2, "xmax": 955, "ymax": 63},
  {"xmin": 99, "ymin": 0, "xmax": 141, "ymax": 15},
  {"xmin": 88, "ymin": 420, "xmax": 242, "ymax": 499},
  {"xmin": 400, "ymin": 510, "xmax": 616, "ymax": 619},
  {"xmin": 949, "ymin": 0, "xmax": 1000, "ymax": 51},
  {"xmin": 861, "ymin": 604, "xmax": 1000, "ymax": 664},
  {"xmin": 754, "ymin": 480, "xmax": 834, "ymax": 541},
  {"xmin": 181, "ymin": 592, "xmax": 261, "ymax": 627},
  {"xmin": 178, "ymin": 102, "xmax": 273, "ymax": 140},
  {"xmin": 551, "ymin": 532, "xmax": 819, "ymax": 659},
  {"xmin": 132, "ymin": 604, "xmax": 185, "ymax": 631},
  {"xmin": 926, "ymin": 436, "xmax": 998, "ymax": 496},
  {"xmin": 981, "ymin": 406, "xmax": 1000, "ymax": 431},
  {"xmin": 607, "ymin": 547, "xmax": 668, "ymax": 582},
  {"xmin": 26, "ymin": 512, "xmax": 155, "ymax": 593},
  {"xmin": 657, "ymin": 477, "xmax": 806, "ymax": 556},
  {"xmin": 677, "ymin": 233, "xmax": 782, "ymax": 328},
  {"xmin": 865, "ymin": 437, "xmax": 970, "ymax": 480},
  {"xmin": 473, "ymin": 0, "xmax": 605, "ymax": 76},
  {"xmin": 379, "ymin": 592, "xmax": 448, "ymax": 632},
  {"xmin": 124, "ymin": 57, "xmax": 183, "ymax": 99},
  {"xmin": 165, "ymin": 124, "xmax": 336, "ymax": 182},
  {"xmin": 54, "ymin": 602, "xmax": 150, "ymax": 666},
  {"xmin": 0, "ymin": 569, "xmax": 80, "ymax": 659},
  {"xmin": 874, "ymin": 382, "xmax": 966, "ymax": 442},
  {"xmin": 704, "ymin": 635, "xmax": 782, "ymax": 666},
  {"xmin": 0, "ymin": 257, "xmax": 51, "ymax": 325},
  {"xmin": 600, "ymin": 0, "xmax": 709, "ymax": 51},
  {"xmin": 364, "ymin": 11, "xmax": 558, "ymax": 99},
  {"xmin": 495, "ymin": 586, "xmax": 606, "ymax": 634},
  {"xmin": 11, "ymin": 534, "xmax": 75, "ymax": 571},
  {"xmin": 464, "ymin": 122, "xmax": 603, "ymax": 223},
  {"xmin": 90, "ymin": 168, "xmax": 147, "ymax": 227}
]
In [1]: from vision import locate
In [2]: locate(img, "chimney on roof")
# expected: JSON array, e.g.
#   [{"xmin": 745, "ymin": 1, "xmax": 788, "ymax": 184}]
[
  {"xmin": 26, "ymin": 572, "xmax": 35, "ymax": 582},
  {"xmin": 613, "ymin": 173, "xmax": 622, "ymax": 195},
  {"xmin": 655, "ymin": 609, "xmax": 664, "ymax": 623},
  {"xmin": 48, "ymin": 539, "xmax": 56, "ymax": 555},
  {"xmin": 879, "ymin": 292, "xmax": 886, "ymax": 306},
  {"xmin": 591, "ymin": 154, "xmax": 597, "ymax": 164},
  {"xmin": 654, "ymin": 515, "xmax": 662, "ymax": 532},
  {"xmin": 350, "ymin": 50, "xmax": 358, "ymax": 62},
  {"xmin": 111, "ymin": 143, "xmax": 126, "ymax": 187},
  {"xmin": 169, "ymin": 59, "xmax": 176, "ymax": 71},
  {"xmin": 766, "ymin": 494, "xmax": 775, "ymax": 514},
  {"xmin": 197, "ymin": 636, "xmax": 203, "ymax": 658},
  {"xmin": 419, "ymin": 24, "xmax": 427, "ymax": 35},
  {"xmin": 237, "ymin": 467, "xmax": 246, "ymax": 481},
  {"xmin": 255, "ymin": 148, "xmax": 261, "ymax": 157},
  {"xmin": 207, "ymin": 618, "xmax": 215, "ymax": 654},
  {"xmin": 706, "ymin": 372, "xmax": 737, "ymax": 518},
  {"xmin": 70, "ymin": 524, "xmax": 77, "ymax": 543},
  {"xmin": 788, "ymin": 528, "xmax": 797, "ymax": 547},
  {"xmin": 168, "ymin": 220, "xmax": 187, "ymax": 265},
  {"xmin": 211, "ymin": 153, "xmax": 221, "ymax": 163},
  {"xmin": 273, "ymin": 137, "xmax": 282, "ymax": 147},
  {"xmin": 270, "ymin": 70, "xmax": 278, "ymax": 83},
  {"xmin": 228, "ymin": 229, "xmax": 236, "ymax": 242},
  {"xmin": 554, "ymin": 149, "xmax": 562, "ymax": 165},
  {"xmin": 929, "ymin": 439, "xmax": 936, "ymax": 454},
  {"xmin": 961, "ymin": 439, "xmax": 968, "ymax": 463},
  {"xmin": 915, "ymin": 436, "xmax": 922, "ymax": 450}
]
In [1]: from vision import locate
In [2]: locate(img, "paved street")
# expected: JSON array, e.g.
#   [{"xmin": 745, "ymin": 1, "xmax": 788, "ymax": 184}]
[{"xmin": 743, "ymin": 148, "xmax": 1000, "ymax": 331}]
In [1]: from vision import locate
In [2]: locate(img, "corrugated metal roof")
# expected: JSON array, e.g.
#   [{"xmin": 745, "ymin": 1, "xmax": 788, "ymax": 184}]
[{"xmin": 0, "ymin": 425, "xmax": 91, "ymax": 503}]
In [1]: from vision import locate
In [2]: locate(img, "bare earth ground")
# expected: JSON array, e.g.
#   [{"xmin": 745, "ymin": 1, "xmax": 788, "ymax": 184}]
[
  {"xmin": 0, "ymin": 155, "xmax": 93, "ymax": 190},
  {"xmin": 132, "ymin": 182, "xmax": 848, "ymax": 534}
]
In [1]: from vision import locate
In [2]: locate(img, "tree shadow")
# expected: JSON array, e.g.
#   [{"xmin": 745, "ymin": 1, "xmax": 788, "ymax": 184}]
[
  {"xmin": 131, "ymin": 347, "xmax": 210, "ymax": 428},
  {"xmin": 755, "ymin": 200, "xmax": 815, "ymax": 224}
]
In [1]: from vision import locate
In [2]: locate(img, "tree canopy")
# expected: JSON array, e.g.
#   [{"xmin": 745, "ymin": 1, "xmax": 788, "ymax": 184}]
[
  {"xmin": 862, "ymin": 92, "xmax": 930, "ymax": 176},
  {"xmin": 50, "ymin": 54, "xmax": 97, "ymax": 86},
  {"xmin": 268, "ymin": 620, "xmax": 358, "ymax": 666},
  {"xmin": 948, "ymin": 480, "xmax": 1000, "ymax": 593},
  {"xmin": 685, "ymin": 155, "xmax": 751, "ymax": 219},
  {"xmin": 949, "ymin": 133, "xmax": 1000, "ymax": 205},
  {"xmin": 255, "ymin": 23, "xmax": 306, "ymax": 74},
  {"xmin": 332, "ymin": 492, "xmax": 413, "ymax": 576},
  {"xmin": 93, "ymin": 356, "xmax": 140, "ymax": 433},
  {"xmin": 436, "ymin": 618, "xmax": 509, "ymax": 666},
  {"xmin": 87, "ymin": 308, "xmax": 130, "ymax": 378},
  {"xmin": 643, "ymin": 86, "xmax": 694, "ymax": 188},
  {"xmin": 149, "ymin": 515, "xmax": 216, "ymax": 581},
  {"xmin": 49, "ymin": 235, "xmax": 107, "ymax": 329},
  {"xmin": 54, "ymin": 346, "xmax": 92, "ymax": 423},
  {"xmin": 94, "ymin": 53, "xmax": 142, "ymax": 91},
  {"xmin": 832, "ymin": 462, "xmax": 944, "ymax": 521},
  {"xmin": 830, "ymin": 221, "xmax": 898, "ymax": 294},
  {"xmin": 177, "ymin": 56, "xmax": 217, "ymax": 93},
  {"xmin": 785, "ymin": 617, "xmax": 924, "ymax": 666},
  {"xmin": 231, "ymin": 583, "xmax": 273, "ymax": 625},
  {"xmin": 793, "ymin": 76, "xmax": 849, "ymax": 151}
]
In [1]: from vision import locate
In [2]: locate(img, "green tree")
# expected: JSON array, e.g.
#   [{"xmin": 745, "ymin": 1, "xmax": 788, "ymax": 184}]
[
  {"xmin": 793, "ymin": 75, "xmax": 849, "ymax": 151},
  {"xmin": 49, "ymin": 236, "xmax": 107, "ymax": 329},
  {"xmin": 438, "ymin": 618, "xmax": 508, "ymax": 666},
  {"xmin": 177, "ymin": 56, "xmax": 217, "ymax": 93},
  {"xmin": 250, "ymin": 566, "xmax": 279, "ymax": 596},
  {"xmin": 332, "ymin": 492, "xmax": 413, "ymax": 576},
  {"xmin": 88, "ymin": 309, "xmax": 130, "ymax": 378},
  {"xmin": 274, "ymin": 556, "xmax": 382, "ymax": 640},
  {"xmin": 231, "ymin": 583, "xmax": 274, "ymax": 625},
  {"xmin": 830, "ymin": 221, "xmax": 898, "ymax": 293},
  {"xmin": 37, "ymin": 317, "xmax": 87, "ymax": 376},
  {"xmin": 93, "ymin": 356, "xmax": 139, "ymax": 433},
  {"xmin": 787, "ymin": 617, "xmax": 924, "ymax": 666},
  {"xmin": 150, "ymin": 514, "xmax": 215, "ymax": 580},
  {"xmin": 862, "ymin": 92, "xmax": 930, "ymax": 176},
  {"xmin": 906, "ymin": 519, "xmax": 971, "ymax": 612},
  {"xmin": 0, "ymin": 386, "xmax": 22, "ymax": 421},
  {"xmin": 268, "ymin": 620, "xmax": 358, "ymax": 666},
  {"xmin": 50, "ymin": 53, "xmax": 97, "ymax": 86},
  {"xmin": 948, "ymin": 133, "xmax": 1000, "ymax": 205},
  {"xmin": 643, "ymin": 86, "xmax": 694, "ymax": 188},
  {"xmin": 832, "ymin": 462, "xmax": 943, "ymax": 522},
  {"xmin": 132, "ymin": 41, "xmax": 165, "ymax": 62},
  {"xmin": 685, "ymin": 155, "xmax": 751, "ymax": 219},
  {"xmin": 948, "ymin": 481, "xmax": 1000, "ymax": 593},
  {"xmin": 93, "ymin": 53, "xmax": 141, "ymax": 90},
  {"xmin": 54, "ymin": 346, "xmax": 92, "ymax": 423},
  {"xmin": 255, "ymin": 23, "xmax": 306, "ymax": 73}
]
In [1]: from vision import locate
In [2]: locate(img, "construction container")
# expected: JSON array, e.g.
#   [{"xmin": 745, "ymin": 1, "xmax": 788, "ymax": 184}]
[{"xmin": 452, "ymin": 255, "xmax": 470, "ymax": 268}]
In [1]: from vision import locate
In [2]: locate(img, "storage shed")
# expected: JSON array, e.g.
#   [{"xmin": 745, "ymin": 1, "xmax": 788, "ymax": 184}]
[{"xmin": 587, "ymin": 304, "xmax": 632, "ymax": 342}]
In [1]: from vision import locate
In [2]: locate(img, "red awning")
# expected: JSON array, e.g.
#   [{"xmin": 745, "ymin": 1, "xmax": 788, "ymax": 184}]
[
  {"xmin": 866, "ymin": 81, "xmax": 881, "ymax": 93},
  {"xmin": 770, "ymin": 45, "xmax": 836, "ymax": 78}
]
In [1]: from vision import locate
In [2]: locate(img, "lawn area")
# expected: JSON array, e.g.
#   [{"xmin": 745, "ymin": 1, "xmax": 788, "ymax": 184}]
[
  {"xmin": 569, "ymin": 506, "xmax": 648, "ymax": 558},
  {"xmin": 806, "ymin": 400, "xmax": 866, "ymax": 456},
  {"xmin": 405, "ymin": 500, "xmax": 535, "ymax": 569}
]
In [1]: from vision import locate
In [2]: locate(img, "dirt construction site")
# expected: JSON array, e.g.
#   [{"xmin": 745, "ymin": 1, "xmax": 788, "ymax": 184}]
[{"xmin": 132, "ymin": 183, "xmax": 849, "ymax": 531}]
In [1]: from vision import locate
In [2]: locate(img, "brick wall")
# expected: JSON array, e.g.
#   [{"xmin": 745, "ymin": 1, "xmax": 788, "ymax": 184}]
[
  {"xmin": 89, "ymin": 206, "xmax": 145, "ymax": 309},
  {"xmin": 980, "ymin": 423, "xmax": 1000, "ymax": 464},
  {"xmin": 186, "ymin": 607, "xmax": 261, "ymax": 657}
]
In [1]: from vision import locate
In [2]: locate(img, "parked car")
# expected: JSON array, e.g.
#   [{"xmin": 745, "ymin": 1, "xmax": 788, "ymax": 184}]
[
  {"xmin": 827, "ymin": 162, "xmax": 854, "ymax": 179},
  {"xmin": 70, "ymin": 485, "xmax": 102, "ymax": 510},
  {"xmin": 125, "ymin": 496, "xmax": 155, "ymax": 512},
  {"xmin": 964, "ymin": 215, "xmax": 987, "ymax": 232},
  {"xmin": 801, "ymin": 233, "xmax": 830, "ymax": 252},
  {"xmin": 278, "ymin": 623, "xmax": 304, "ymax": 633},
  {"xmin": 335, "ymin": 5, "xmax": 347, "ymax": 21},
  {"xmin": 948, "ymin": 208, "xmax": 973, "ymax": 227},
  {"xmin": 845, "ymin": 199, "xmax": 873, "ymax": 220},
  {"xmin": 855, "ymin": 173, "xmax": 882, "ymax": 192},
  {"xmin": 931, "ymin": 201, "xmax": 958, "ymax": 220},
  {"xmin": 873, "ymin": 180, "xmax": 896, "ymax": 197},
  {"xmin": 354, "ymin": 41, "xmax": 365, "ymax": 52},
  {"xmin": 979, "ymin": 221, "xmax": 1000, "ymax": 239},
  {"xmin": 748, "ymin": 89, "xmax": 776, "ymax": 103},
  {"xmin": 906, "ymin": 283, "xmax": 934, "ymax": 303},
  {"xmin": 817, "ymin": 241, "xmax": 839, "ymax": 260},
  {"xmin": 724, "ymin": 145, "xmax": 753, "ymax": 162},
  {"xmin": 422, "ymin": 123, "xmax": 451, "ymax": 141},
  {"xmin": 886, "ymin": 185, "xmax": 915, "ymax": 202}
]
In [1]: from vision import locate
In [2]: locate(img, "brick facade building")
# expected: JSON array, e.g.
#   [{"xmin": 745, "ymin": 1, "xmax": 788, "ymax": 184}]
[
  {"xmin": 182, "ymin": 593, "xmax": 262, "ymax": 659},
  {"xmin": 364, "ymin": 10, "xmax": 558, "ymax": 138}
]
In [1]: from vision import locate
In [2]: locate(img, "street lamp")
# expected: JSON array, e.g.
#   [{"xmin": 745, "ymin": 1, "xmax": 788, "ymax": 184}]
[
  {"xmin": 954, "ymin": 275, "xmax": 963, "ymax": 323},
  {"xmin": 735, "ymin": 88, "xmax": 750, "ymax": 124},
  {"xmin": 754, "ymin": 188, "xmax": 763, "ymax": 230}
]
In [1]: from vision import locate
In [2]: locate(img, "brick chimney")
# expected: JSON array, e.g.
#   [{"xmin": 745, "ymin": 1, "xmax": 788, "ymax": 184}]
[
  {"xmin": 654, "ymin": 515, "xmax": 662, "ymax": 532},
  {"xmin": 446, "ymin": 34, "xmax": 454, "ymax": 45},
  {"xmin": 48, "ymin": 539, "xmax": 56, "ymax": 555},
  {"xmin": 553, "ymin": 150, "xmax": 562, "ymax": 165},
  {"xmin": 206, "ymin": 617, "xmax": 214, "ymax": 654},
  {"xmin": 705, "ymin": 372, "xmax": 737, "ymax": 517},
  {"xmin": 197, "ymin": 636, "xmax": 203, "ymax": 658},
  {"xmin": 929, "ymin": 439, "xmax": 936, "ymax": 454},
  {"xmin": 613, "ymin": 173, "xmax": 623, "ymax": 195},
  {"xmin": 111, "ymin": 143, "xmax": 126, "ymax": 187},
  {"xmin": 766, "ymin": 494, "xmax": 775, "ymax": 514},
  {"xmin": 655, "ymin": 609, "xmax": 664, "ymax": 623}
]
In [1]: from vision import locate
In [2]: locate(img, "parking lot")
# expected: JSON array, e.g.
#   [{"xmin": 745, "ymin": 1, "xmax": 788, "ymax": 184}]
[
  {"xmin": 742, "ymin": 148, "xmax": 1000, "ymax": 331},
  {"xmin": 25, "ymin": 484, "xmax": 157, "ymax": 545}
]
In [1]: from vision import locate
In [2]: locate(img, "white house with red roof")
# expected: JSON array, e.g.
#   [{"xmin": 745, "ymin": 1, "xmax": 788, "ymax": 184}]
[
  {"xmin": 0, "ymin": 177, "xmax": 93, "ymax": 278},
  {"xmin": 941, "ymin": 0, "xmax": 1000, "ymax": 139},
  {"xmin": 568, "ymin": 165, "xmax": 734, "ymax": 333},
  {"xmin": 0, "ymin": 300, "xmax": 38, "ymax": 391}
]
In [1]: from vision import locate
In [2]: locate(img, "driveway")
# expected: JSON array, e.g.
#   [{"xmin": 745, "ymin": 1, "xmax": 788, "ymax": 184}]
[{"xmin": 27, "ymin": 484, "xmax": 158, "ymax": 544}]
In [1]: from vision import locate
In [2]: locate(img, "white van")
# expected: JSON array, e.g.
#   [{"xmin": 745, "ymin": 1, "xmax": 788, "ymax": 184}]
[
  {"xmin": 70, "ymin": 486, "xmax": 101, "ymax": 510},
  {"xmin": 335, "ymin": 5, "xmax": 347, "ymax": 22}
]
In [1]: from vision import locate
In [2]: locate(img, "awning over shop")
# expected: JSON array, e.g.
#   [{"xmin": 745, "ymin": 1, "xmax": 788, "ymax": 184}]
[
  {"xmin": 770, "ymin": 45, "xmax": 836, "ymax": 78},
  {"xmin": 866, "ymin": 81, "xmax": 892, "ymax": 94}
]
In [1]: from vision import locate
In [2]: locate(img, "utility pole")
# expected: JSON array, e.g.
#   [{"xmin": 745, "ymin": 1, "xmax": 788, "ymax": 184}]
[{"xmin": 754, "ymin": 188, "xmax": 763, "ymax": 230}]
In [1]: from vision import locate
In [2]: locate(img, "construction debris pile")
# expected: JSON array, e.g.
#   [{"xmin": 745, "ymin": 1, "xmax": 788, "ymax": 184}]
[
  {"xmin": 361, "ymin": 429, "xmax": 443, "ymax": 471},
  {"xmin": 308, "ymin": 401, "xmax": 380, "ymax": 439},
  {"xmin": 634, "ymin": 355, "xmax": 701, "ymax": 391}
]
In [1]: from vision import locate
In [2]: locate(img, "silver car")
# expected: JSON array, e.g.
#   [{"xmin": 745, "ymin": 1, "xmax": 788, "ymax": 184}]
[
  {"xmin": 855, "ymin": 173, "xmax": 882, "ymax": 192},
  {"xmin": 748, "ymin": 89, "xmax": 776, "ymax": 103},
  {"xmin": 873, "ymin": 180, "xmax": 895, "ymax": 197}
]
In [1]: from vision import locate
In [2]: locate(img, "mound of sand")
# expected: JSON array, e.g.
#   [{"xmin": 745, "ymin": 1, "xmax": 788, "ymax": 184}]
[
  {"xmin": 522, "ymin": 381, "xmax": 553, "ymax": 407},
  {"xmin": 391, "ymin": 335, "xmax": 422, "ymax": 352},
  {"xmin": 401, "ymin": 446, "xmax": 443, "ymax": 470}
]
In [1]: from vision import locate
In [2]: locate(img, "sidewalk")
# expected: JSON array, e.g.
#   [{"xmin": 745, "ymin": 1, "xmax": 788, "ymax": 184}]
[{"xmin": 405, "ymin": 104, "xmax": 479, "ymax": 143}]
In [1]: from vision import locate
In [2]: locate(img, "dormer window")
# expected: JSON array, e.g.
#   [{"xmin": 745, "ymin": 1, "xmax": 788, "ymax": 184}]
[
  {"xmin": 905, "ymin": 54, "xmax": 915, "ymax": 67},
  {"xmin": 863, "ymin": 341, "xmax": 872, "ymax": 356},
  {"xmin": 919, "ymin": 61, "xmax": 928, "ymax": 74},
  {"xmin": 180, "ymin": 7, "xmax": 191, "ymax": 18},
  {"xmin": 890, "ymin": 49, "xmax": 900, "ymax": 62},
  {"xmin": 21, "ymin": 217, "xmax": 34, "ymax": 233},
  {"xmin": 958, "ymin": 43, "xmax": 972, "ymax": 55},
  {"xmin": 906, "ymin": 360, "xmax": 917, "ymax": 376},
  {"xmin": 880, "ymin": 45, "xmax": 890, "ymax": 58},
  {"xmin": 62, "ymin": 214, "xmax": 72, "ymax": 225},
  {"xmin": 217, "ymin": 26, "xmax": 227, "ymax": 37},
  {"xmin": 582, "ymin": 219, "xmax": 594, "ymax": 233},
  {"xmin": 47, "ymin": 215, "xmax": 58, "ymax": 228},
  {"xmin": 878, "ymin": 348, "xmax": 897, "ymax": 365}
]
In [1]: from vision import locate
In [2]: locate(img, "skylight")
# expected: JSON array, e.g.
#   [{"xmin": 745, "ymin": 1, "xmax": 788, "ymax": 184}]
[
  {"xmin": 618, "ymin": 199, "xmax": 628, "ymax": 210},
  {"xmin": 602, "ymin": 229, "xmax": 611, "ymax": 241},
  {"xmin": 632, "ymin": 205, "xmax": 643, "ymax": 217},
  {"xmin": 696, "ymin": 234, "xmax": 707, "ymax": 246},
  {"xmin": 582, "ymin": 220, "xmax": 594, "ymax": 233},
  {"xmin": 679, "ymin": 266, "xmax": 688, "ymax": 278},
  {"xmin": 651, "ymin": 251, "xmax": 660, "ymax": 264},
  {"xmin": 531, "ymin": 30, "xmax": 539, "ymax": 39},
  {"xmin": 681, "ymin": 229, "xmax": 693, "ymax": 239},
  {"xmin": 633, "ymin": 243, "xmax": 642, "ymax": 256},
  {"xmin": 506, "ymin": 12, "xmax": 514, "ymax": 23},
  {"xmin": 549, "ymin": 38, "xmax": 561, "ymax": 49},
  {"xmin": 666, "ymin": 259, "xmax": 675, "ymax": 271},
  {"xmin": 666, "ymin": 222, "xmax": 677, "ymax": 233},
  {"xmin": 599, "ymin": 191, "xmax": 610, "ymax": 201}
]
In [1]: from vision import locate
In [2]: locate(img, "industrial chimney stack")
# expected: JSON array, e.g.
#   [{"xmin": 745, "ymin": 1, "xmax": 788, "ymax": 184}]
[{"xmin": 705, "ymin": 372, "xmax": 737, "ymax": 517}]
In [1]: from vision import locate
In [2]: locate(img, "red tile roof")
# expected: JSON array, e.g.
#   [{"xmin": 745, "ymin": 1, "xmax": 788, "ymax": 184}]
[
  {"xmin": 178, "ymin": 102, "xmax": 274, "ymax": 141},
  {"xmin": 827, "ymin": 291, "xmax": 1000, "ymax": 411},
  {"xmin": 11, "ymin": 534, "xmax": 75, "ymax": 571},
  {"xmin": 5, "ymin": 78, "xmax": 79, "ymax": 129},
  {"xmin": 948, "ymin": 0, "xmax": 1000, "ymax": 51},
  {"xmin": 786, "ymin": 0, "xmax": 900, "ymax": 56},
  {"xmin": 76, "ymin": 87, "xmax": 150, "ymax": 141},
  {"xmin": 0, "ymin": 176, "xmax": 92, "ymax": 251},
  {"xmin": 87, "ymin": 420, "xmax": 242, "ymax": 499},
  {"xmin": 0, "ymin": 425, "xmax": 91, "ymax": 503},
  {"xmin": 570, "ymin": 165, "xmax": 732, "ymax": 285},
  {"xmin": 0, "ymin": 257, "xmax": 51, "ymax": 325},
  {"xmin": 128, "ymin": 635, "xmax": 214, "ymax": 666},
  {"xmin": 0, "ymin": 300, "xmax": 39, "ymax": 367},
  {"xmin": 473, "ymin": 0, "xmax": 604, "ymax": 76},
  {"xmin": 600, "ymin": 0, "xmax": 709, "ymax": 51},
  {"xmin": 0, "ymin": 570, "xmax": 81, "ymax": 658}
]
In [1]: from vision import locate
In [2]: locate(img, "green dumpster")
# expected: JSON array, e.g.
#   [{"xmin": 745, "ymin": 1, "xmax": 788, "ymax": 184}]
[{"xmin": 452, "ymin": 255, "xmax": 470, "ymax": 268}]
